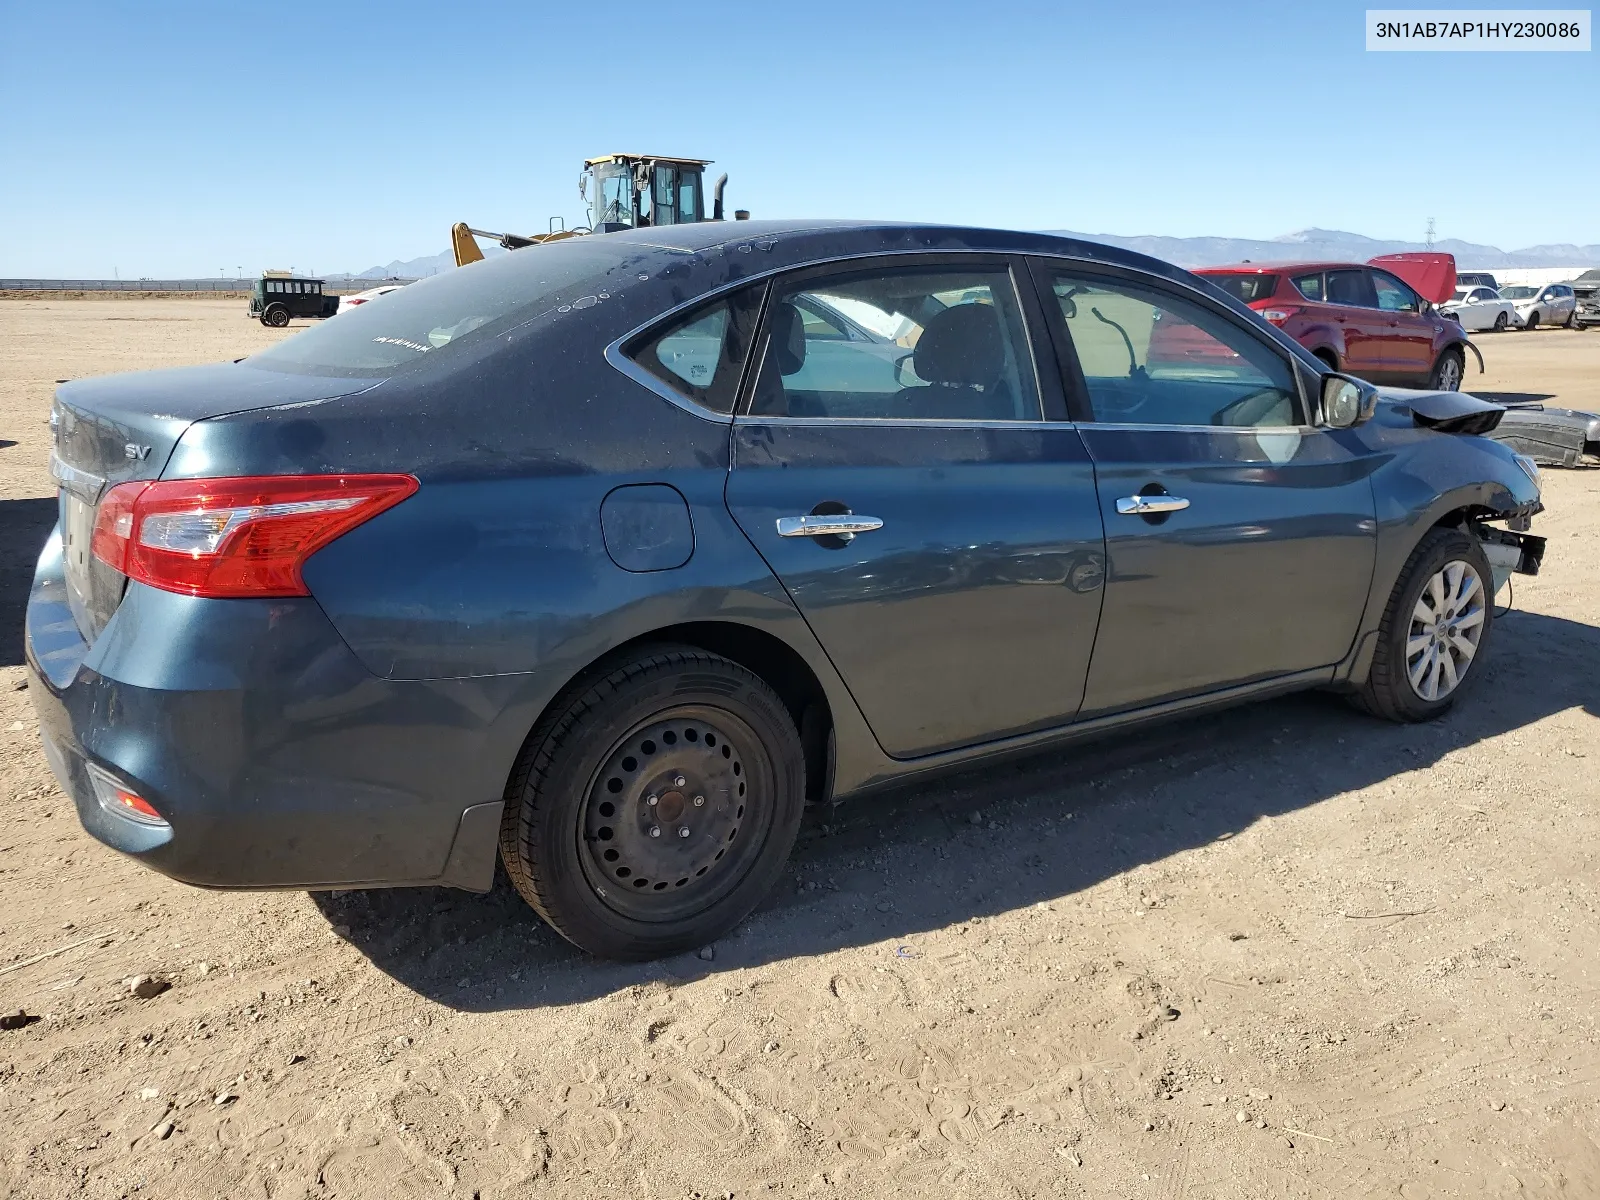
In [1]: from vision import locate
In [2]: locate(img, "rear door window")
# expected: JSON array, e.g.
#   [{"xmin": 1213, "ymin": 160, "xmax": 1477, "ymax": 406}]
[
  {"xmin": 1292, "ymin": 273, "xmax": 1324, "ymax": 301},
  {"xmin": 746, "ymin": 263, "xmax": 1041, "ymax": 421}
]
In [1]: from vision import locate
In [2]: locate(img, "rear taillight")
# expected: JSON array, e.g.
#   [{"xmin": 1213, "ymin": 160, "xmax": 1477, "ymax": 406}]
[
  {"xmin": 1260, "ymin": 307, "xmax": 1301, "ymax": 325},
  {"xmin": 91, "ymin": 474, "xmax": 417, "ymax": 598}
]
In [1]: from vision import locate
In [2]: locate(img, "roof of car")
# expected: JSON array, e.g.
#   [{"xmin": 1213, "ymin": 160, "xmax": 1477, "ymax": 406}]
[
  {"xmin": 1196, "ymin": 261, "xmax": 1372, "ymax": 274},
  {"xmin": 599, "ymin": 218, "xmax": 1201, "ymax": 281}
]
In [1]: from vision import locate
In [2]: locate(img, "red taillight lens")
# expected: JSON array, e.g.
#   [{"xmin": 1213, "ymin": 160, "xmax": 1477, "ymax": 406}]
[
  {"xmin": 91, "ymin": 474, "xmax": 418, "ymax": 598},
  {"xmin": 1260, "ymin": 307, "xmax": 1301, "ymax": 325}
]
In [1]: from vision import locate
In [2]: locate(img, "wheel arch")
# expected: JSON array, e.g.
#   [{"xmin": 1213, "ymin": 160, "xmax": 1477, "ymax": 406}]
[
  {"xmin": 516, "ymin": 620, "xmax": 838, "ymax": 808},
  {"xmin": 1335, "ymin": 478, "xmax": 1531, "ymax": 690}
]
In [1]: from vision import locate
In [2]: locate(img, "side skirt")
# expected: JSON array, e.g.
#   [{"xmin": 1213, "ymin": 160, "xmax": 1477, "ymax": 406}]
[{"xmin": 832, "ymin": 667, "xmax": 1336, "ymax": 802}]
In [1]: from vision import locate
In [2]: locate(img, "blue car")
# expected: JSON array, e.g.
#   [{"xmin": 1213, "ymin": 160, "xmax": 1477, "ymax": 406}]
[{"xmin": 26, "ymin": 221, "xmax": 1546, "ymax": 959}]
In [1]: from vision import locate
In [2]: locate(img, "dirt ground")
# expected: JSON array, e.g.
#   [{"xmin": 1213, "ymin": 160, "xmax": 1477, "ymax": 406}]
[{"xmin": 1, "ymin": 298, "xmax": 1598, "ymax": 1200}]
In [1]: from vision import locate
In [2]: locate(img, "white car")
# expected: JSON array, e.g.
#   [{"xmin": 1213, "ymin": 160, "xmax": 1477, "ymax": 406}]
[
  {"xmin": 1500, "ymin": 283, "xmax": 1577, "ymax": 330},
  {"xmin": 337, "ymin": 284, "xmax": 406, "ymax": 313},
  {"xmin": 1439, "ymin": 285, "xmax": 1518, "ymax": 332}
]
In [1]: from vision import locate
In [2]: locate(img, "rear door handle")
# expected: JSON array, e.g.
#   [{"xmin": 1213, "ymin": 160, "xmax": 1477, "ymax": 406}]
[
  {"xmin": 776, "ymin": 514, "xmax": 884, "ymax": 540},
  {"xmin": 1116, "ymin": 495, "xmax": 1190, "ymax": 516}
]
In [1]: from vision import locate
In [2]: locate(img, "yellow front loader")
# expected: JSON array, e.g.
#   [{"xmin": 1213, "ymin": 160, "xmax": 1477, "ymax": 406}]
[{"xmin": 452, "ymin": 154, "xmax": 739, "ymax": 268}]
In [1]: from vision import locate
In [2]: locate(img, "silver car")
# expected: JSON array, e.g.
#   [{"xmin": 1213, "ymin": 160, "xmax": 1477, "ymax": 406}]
[{"xmin": 1500, "ymin": 283, "xmax": 1577, "ymax": 329}]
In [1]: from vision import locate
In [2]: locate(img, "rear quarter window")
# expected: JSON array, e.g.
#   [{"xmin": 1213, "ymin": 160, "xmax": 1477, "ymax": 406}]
[{"xmin": 624, "ymin": 285, "xmax": 765, "ymax": 415}]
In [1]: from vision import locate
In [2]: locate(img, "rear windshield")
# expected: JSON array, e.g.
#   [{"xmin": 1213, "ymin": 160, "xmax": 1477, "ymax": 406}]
[
  {"xmin": 248, "ymin": 241, "xmax": 635, "ymax": 377},
  {"xmin": 1203, "ymin": 274, "xmax": 1278, "ymax": 304}
]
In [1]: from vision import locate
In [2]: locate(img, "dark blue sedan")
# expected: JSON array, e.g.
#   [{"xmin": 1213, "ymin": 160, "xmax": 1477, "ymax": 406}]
[{"xmin": 26, "ymin": 221, "xmax": 1546, "ymax": 958}]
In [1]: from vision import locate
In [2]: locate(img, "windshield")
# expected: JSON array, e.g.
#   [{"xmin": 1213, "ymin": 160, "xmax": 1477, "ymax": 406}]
[
  {"xmin": 1202, "ymin": 274, "xmax": 1279, "ymax": 304},
  {"xmin": 590, "ymin": 163, "xmax": 633, "ymax": 229},
  {"xmin": 1500, "ymin": 286, "xmax": 1537, "ymax": 299},
  {"xmin": 1450, "ymin": 289, "xmax": 1469, "ymax": 301},
  {"xmin": 248, "ymin": 240, "xmax": 634, "ymax": 376}
]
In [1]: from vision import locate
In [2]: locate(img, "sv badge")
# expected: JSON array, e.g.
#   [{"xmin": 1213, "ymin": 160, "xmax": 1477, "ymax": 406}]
[{"xmin": 124, "ymin": 443, "xmax": 152, "ymax": 461}]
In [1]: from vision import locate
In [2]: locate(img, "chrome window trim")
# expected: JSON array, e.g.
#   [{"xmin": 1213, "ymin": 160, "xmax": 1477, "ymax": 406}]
[
  {"xmin": 603, "ymin": 244, "xmax": 1323, "ymax": 426},
  {"xmin": 736, "ymin": 415, "xmax": 1063, "ymax": 430},
  {"xmin": 603, "ymin": 341, "xmax": 736, "ymax": 425},
  {"xmin": 49, "ymin": 451, "xmax": 105, "ymax": 502},
  {"xmin": 605, "ymin": 248, "xmax": 1057, "ymax": 423},
  {"xmin": 1082, "ymin": 422, "xmax": 1317, "ymax": 435}
]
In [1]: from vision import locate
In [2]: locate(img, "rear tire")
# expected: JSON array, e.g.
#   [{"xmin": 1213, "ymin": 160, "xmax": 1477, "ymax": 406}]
[
  {"xmin": 1493, "ymin": 311, "xmax": 1509, "ymax": 332},
  {"xmin": 499, "ymin": 647, "xmax": 805, "ymax": 960},
  {"xmin": 1350, "ymin": 528, "xmax": 1493, "ymax": 723},
  {"xmin": 1312, "ymin": 349, "xmax": 1339, "ymax": 371},
  {"xmin": 262, "ymin": 305, "xmax": 290, "ymax": 328},
  {"xmin": 1427, "ymin": 347, "xmax": 1464, "ymax": 391}
]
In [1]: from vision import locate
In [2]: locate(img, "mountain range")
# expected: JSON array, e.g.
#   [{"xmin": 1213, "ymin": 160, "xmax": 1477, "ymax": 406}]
[
  {"xmin": 1040, "ymin": 228, "xmax": 1600, "ymax": 269},
  {"xmin": 334, "ymin": 228, "xmax": 1599, "ymax": 279}
]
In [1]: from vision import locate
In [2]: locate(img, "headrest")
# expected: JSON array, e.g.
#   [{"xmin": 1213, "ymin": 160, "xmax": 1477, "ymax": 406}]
[
  {"xmin": 769, "ymin": 302, "xmax": 806, "ymax": 376},
  {"xmin": 912, "ymin": 303, "xmax": 1004, "ymax": 389}
]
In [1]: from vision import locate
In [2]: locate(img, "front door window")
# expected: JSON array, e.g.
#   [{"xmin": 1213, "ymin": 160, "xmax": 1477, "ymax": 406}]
[{"xmin": 1043, "ymin": 271, "xmax": 1301, "ymax": 429}]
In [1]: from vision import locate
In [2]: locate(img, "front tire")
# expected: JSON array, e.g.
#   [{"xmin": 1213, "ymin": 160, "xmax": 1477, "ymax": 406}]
[
  {"xmin": 1428, "ymin": 347, "xmax": 1464, "ymax": 391},
  {"xmin": 1351, "ymin": 528, "xmax": 1493, "ymax": 723},
  {"xmin": 499, "ymin": 647, "xmax": 805, "ymax": 960},
  {"xmin": 1524, "ymin": 311, "xmax": 1540, "ymax": 330}
]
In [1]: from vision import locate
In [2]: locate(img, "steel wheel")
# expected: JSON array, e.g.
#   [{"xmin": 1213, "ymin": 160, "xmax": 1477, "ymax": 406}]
[
  {"xmin": 498, "ymin": 646, "xmax": 806, "ymax": 959},
  {"xmin": 578, "ymin": 707, "xmax": 771, "ymax": 923},
  {"xmin": 1405, "ymin": 559, "xmax": 1485, "ymax": 702}
]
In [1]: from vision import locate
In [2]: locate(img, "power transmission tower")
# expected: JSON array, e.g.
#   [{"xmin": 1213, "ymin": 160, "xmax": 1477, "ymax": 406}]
[{"xmin": 1425, "ymin": 217, "xmax": 1436, "ymax": 249}]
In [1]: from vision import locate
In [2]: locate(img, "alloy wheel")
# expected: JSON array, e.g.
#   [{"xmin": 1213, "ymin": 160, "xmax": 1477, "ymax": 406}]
[
  {"xmin": 1406, "ymin": 559, "xmax": 1486, "ymax": 701},
  {"xmin": 1436, "ymin": 355, "xmax": 1462, "ymax": 390}
]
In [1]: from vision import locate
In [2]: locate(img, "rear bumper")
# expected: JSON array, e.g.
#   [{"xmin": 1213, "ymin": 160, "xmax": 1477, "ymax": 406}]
[{"xmin": 25, "ymin": 529, "xmax": 506, "ymax": 892}]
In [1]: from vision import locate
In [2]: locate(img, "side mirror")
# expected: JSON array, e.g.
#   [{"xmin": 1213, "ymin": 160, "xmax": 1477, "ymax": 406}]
[{"xmin": 1321, "ymin": 373, "xmax": 1378, "ymax": 429}]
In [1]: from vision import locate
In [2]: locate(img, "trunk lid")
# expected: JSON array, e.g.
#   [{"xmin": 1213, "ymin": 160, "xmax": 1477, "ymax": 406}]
[{"xmin": 51, "ymin": 361, "xmax": 378, "ymax": 643}]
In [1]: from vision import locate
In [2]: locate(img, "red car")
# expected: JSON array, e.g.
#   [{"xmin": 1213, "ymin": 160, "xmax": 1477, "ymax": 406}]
[{"xmin": 1192, "ymin": 253, "xmax": 1472, "ymax": 391}]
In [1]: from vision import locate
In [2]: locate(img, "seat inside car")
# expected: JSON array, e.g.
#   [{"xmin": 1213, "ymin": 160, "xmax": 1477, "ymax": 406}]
[
  {"xmin": 896, "ymin": 302, "xmax": 1017, "ymax": 420},
  {"xmin": 751, "ymin": 301, "xmax": 825, "ymax": 416}
]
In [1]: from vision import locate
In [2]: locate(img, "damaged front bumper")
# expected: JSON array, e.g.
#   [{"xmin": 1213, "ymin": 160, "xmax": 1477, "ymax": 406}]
[{"xmin": 1476, "ymin": 523, "xmax": 1546, "ymax": 595}]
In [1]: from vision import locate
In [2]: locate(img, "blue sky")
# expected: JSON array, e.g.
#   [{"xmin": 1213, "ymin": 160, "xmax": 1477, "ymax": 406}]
[{"xmin": 1, "ymin": 0, "xmax": 1593, "ymax": 277}]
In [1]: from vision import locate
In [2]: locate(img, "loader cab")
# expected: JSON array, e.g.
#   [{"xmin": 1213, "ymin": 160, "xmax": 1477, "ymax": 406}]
[{"xmin": 583, "ymin": 155, "xmax": 713, "ymax": 233}]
